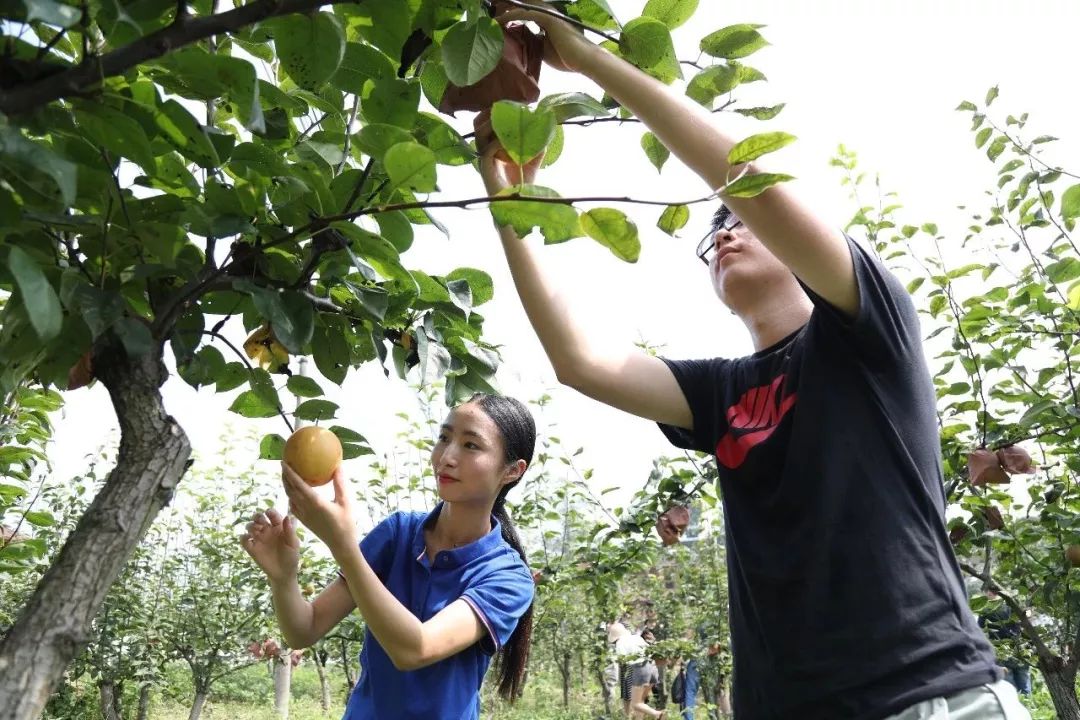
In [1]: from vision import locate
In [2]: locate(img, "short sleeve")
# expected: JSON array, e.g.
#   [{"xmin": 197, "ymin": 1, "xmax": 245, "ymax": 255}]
[
  {"xmin": 460, "ymin": 558, "xmax": 534, "ymax": 655},
  {"xmin": 337, "ymin": 512, "xmax": 402, "ymax": 582},
  {"xmin": 800, "ymin": 235, "xmax": 923, "ymax": 366},
  {"xmin": 656, "ymin": 357, "xmax": 729, "ymax": 454}
]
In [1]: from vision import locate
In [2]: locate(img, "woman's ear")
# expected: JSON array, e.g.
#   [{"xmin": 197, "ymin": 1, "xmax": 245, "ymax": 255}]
[{"xmin": 501, "ymin": 459, "xmax": 527, "ymax": 486}]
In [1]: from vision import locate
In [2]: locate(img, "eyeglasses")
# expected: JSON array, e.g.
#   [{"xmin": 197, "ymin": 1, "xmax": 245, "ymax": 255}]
[{"xmin": 695, "ymin": 208, "xmax": 743, "ymax": 265}]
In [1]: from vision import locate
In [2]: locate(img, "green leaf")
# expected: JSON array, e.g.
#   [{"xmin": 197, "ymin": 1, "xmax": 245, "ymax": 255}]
[
  {"xmin": 114, "ymin": 317, "xmax": 154, "ymax": 356},
  {"xmin": 287, "ymin": 375, "xmax": 324, "ymax": 398},
  {"xmin": 537, "ymin": 92, "xmax": 611, "ymax": 122},
  {"xmin": 25, "ymin": 0, "xmax": 81, "ymax": 26},
  {"xmin": 985, "ymin": 85, "xmax": 999, "ymax": 106},
  {"xmin": 362, "ymin": 78, "xmax": 420, "ymax": 128},
  {"xmin": 491, "ymin": 101, "xmax": 557, "ymax": 165},
  {"xmin": 723, "ymin": 172, "xmax": 795, "ymax": 198},
  {"xmin": 295, "ymin": 399, "xmax": 339, "ymax": 421},
  {"xmin": 75, "ymin": 104, "xmax": 157, "ymax": 176},
  {"xmin": 375, "ymin": 211, "xmax": 414, "ymax": 253},
  {"xmin": 956, "ymin": 100, "xmax": 977, "ymax": 112},
  {"xmin": 1061, "ymin": 184, "xmax": 1080, "ymax": 222},
  {"xmin": 229, "ymin": 142, "xmax": 289, "ymax": 179},
  {"xmin": 490, "ymin": 185, "xmax": 582, "ymax": 244},
  {"xmin": 236, "ymin": 282, "xmax": 314, "ymax": 355},
  {"xmin": 23, "ymin": 510, "xmax": 55, "ymax": 527},
  {"xmin": 331, "ymin": 41, "xmax": 396, "ymax": 94},
  {"xmin": 581, "ymin": 208, "xmax": 640, "ymax": 262},
  {"xmin": 657, "ymin": 204, "xmax": 689, "ymax": 236},
  {"xmin": 446, "ymin": 278, "xmax": 473, "ymax": 316},
  {"xmin": 641, "ymin": 132, "xmax": 669, "ymax": 172},
  {"xmin": 701, "ymin": 24, "xmax": 768, "ymax": 59},
  {"xmin": 567, "ymin": 0, "xmax": 621, "ymax": 29},
  {"xmin": 733, "ymin": 103, "xmax": 786, "ymax": 120},
  {"xmin": 642, "ymin": 0, "xmax": 698, "ymax": 29},
  {"xmin": 155, "ymin": 100, "xmax": 219, "ymax": 168},
  {"xmin": 686, "ymin": 64, "xmax": 739, "ymax": 106},
  {"xmin": 987, "ymin": 136, "xmax": 1008, "ymax": 162},
  {"xmin": 259, "ymin": 433, "xmax": 286, "ymax": 460},
  {"xmin": 384, "ymin": 142, "xmax": 438, "ymax": 193},
  {"xmin": 974, "ymin": 127, "xmax": 992, "ymax": 149},
  {"xmin": 7, "ymin": 247, "xmax": 62, "ymax": 342},
  {"xmin": 274, "ymin": 12, "xmax": 346, "ymax": 91},
  {"xmin": 0, "ymin": 125, "xmax": 77, "ymax": 206},
  {"xmin": 1067, "ymin": 281, "xmax": 1080, "ymax": 311},
  {"xmin": 355, "ymin": 124, "xmax": 414, "ymax": 162},
  {"xmin": 621, "ymin": 16, "xmax": 681, "ymax": 83},
  {"xmin": 441, "ymin": 16, "xmax": 504, "ymax": 87},
  {"xmin": 446, "ymin": 268, "xmax": 494, "ymax": 306},
  {"xmin": 540, "ymin": 125, "xmax": 564, "ymax": 168},
  {"xmin": 727, "ymin": 132, "xmax": 797, "ymax": 165},
  {"xmin": 230, "ymin": 390, "xmax": 280, "ymax": 419}
]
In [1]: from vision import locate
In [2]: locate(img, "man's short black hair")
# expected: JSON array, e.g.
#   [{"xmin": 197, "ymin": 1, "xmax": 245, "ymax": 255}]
[{"xmin": 711, "ymin": 204, "xmax": 733, "ymax": 232}]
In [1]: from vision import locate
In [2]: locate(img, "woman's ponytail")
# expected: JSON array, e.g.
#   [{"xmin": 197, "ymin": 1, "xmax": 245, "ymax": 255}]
[
  {"xmin": 492, "ymin": 498, "xmax": 533, "ymax": 701},
  {"xmin": 468, "ymin": 393, "xmax": 536, "ymax": 702}
]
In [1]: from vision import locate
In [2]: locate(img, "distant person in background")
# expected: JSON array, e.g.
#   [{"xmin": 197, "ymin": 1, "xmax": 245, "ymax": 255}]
[{"xmin": 979, "ymin": 589, "xmax": 1032, "ymax": 696}]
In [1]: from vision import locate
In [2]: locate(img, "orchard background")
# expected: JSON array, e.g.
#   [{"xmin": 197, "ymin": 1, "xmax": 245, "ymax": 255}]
[{"xmin": 1, "ymin": 0, "xmax": 1078, "ymax": 718}]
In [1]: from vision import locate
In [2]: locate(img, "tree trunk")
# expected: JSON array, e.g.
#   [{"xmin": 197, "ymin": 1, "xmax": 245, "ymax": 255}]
[
  {"xmin": 314, "ymin": 652, "xmax": 331, "ymax": 713},
  {"xmin": 136, "ymin": 683, "xmax": 152, "ymax": 720},
  {"xmin": 274, "ymin": 655, "xmax": 292, "ymax": 718},
  {"xmin": 559, "ymin": 653, "xmax": 571, "ymax": 707},
  {"xmin": 98, "ymin": 681, "xmax": 121, "ymax": 720},
  {"xmin": 188, "ymin": 692, "xmax": 208, "ymax": 720},
  {"xmin": 0, "ymin": 342, "xmax": 191, "ymax": 720},
  {"xmin": 339, "ymin": 638, "xmax": 355, "ymax": 699},
  {"xmin": 1039, "ymin": 659, "xmax": 1080, "ymax": 720},
  {"xmin": 597, "ymin": 665, "xmax": 613, "ymax": 718}
]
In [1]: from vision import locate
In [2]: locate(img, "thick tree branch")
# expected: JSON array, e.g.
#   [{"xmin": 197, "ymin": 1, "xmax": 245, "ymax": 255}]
[{"xmin": 0, "ymin": 0, "xmax": 351, "ymax": 115}]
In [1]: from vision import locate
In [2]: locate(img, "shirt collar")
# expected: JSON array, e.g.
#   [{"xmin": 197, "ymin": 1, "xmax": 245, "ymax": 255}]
[{"xmin": 411, "ymin": 502, "xmax": 504, "ymax": 567}]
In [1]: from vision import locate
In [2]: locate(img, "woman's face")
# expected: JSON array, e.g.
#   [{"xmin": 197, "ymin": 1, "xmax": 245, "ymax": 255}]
[{"xmin": 431, "ymin": 402, "xmax": 521, "ymax": 506}]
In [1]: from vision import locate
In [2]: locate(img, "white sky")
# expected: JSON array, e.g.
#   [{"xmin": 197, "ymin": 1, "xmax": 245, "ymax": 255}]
[{"xmin": 48, "ymin": 0, "xmax": 1080, "ymax": 522}]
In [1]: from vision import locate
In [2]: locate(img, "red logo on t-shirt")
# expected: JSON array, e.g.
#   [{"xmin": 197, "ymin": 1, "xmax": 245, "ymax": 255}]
[{"xmin": 715, "ymin": 375, "xmax": 797, "ymax": 469}]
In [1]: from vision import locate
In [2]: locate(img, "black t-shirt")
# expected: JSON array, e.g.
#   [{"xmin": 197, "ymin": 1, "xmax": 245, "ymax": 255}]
[{"xmin": 659, "ymin": 237, "xmax": 998, "ymax": 719}]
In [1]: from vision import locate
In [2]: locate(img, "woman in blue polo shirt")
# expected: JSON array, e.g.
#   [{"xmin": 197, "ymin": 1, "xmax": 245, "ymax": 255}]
[{"xmin": 240, "ymin": 394, "xmax": 537, "ymax": 719}]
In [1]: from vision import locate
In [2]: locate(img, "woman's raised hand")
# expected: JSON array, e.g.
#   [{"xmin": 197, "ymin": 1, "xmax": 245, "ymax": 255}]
[{"xmin": 240, "ymin": 508, "xmax": 300, "ymax": 584}]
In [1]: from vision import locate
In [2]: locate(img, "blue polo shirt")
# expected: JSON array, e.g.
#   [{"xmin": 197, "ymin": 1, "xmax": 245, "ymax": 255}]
[{"xmin": 341, "ymin": 505, "xmax": 534, "ymax": 720}]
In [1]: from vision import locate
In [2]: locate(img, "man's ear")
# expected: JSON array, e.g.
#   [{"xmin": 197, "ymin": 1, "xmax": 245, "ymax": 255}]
[{"xmin": 502, "ymin": 459, "xmax": 527, "ymax": 486}]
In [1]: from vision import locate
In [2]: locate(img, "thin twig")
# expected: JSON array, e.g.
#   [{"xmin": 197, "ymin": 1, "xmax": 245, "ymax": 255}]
[{"xmin": 199, "ymin": 329, "xmax": 294, "ymax": 433}]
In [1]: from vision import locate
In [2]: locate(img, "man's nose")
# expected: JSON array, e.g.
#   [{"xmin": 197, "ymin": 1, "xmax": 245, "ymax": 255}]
[{"xmin": 713, "ymin": 229, "xmax": 735, "ymax": 251}]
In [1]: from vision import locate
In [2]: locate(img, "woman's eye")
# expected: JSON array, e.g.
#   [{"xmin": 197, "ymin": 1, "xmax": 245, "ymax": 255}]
[
  {"xmin": 465, "ymin": 442, "xmax": 479, "ymax": 450},
  {"xmin": 436, "ymin": 434, "xmax": 448, "ymax": 443}
]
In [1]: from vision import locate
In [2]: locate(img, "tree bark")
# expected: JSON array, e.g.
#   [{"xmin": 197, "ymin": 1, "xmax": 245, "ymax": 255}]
[
  {"xmin": 0, "ymin": 341, "xmax": 191, "ymax": 720},
  {"xmin": 314, "ymin": 651, "xmax": 331, "ymax": 713},
  {"xmin": 137, "ymin": 683, "xmax": 152, "ymax": 720},
  {"xmin": 559, "ymin": 652, "xmax": 571, "ymax": 707},
  {"xmin": 98, "ymin": 681, "xmax": 121, "ymax": 720},
  {"xmin": 273, "ymin": 655, "xmax": 292, "ymax": 718},
  {"xmin": 597, "ymin": 665, "xmax": 613, "ymax": 718},
  {"xmin": 187, "ymin": 692, "xmax": 208, "ymax": 720},
  {"xmin": 1040, "ymin": 659, "xmax": 1080, "ymax": 720}
]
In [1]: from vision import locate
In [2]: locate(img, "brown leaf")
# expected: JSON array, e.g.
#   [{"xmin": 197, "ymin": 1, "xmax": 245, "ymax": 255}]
[
  {"xmin": 67, "ymin": 350, "xmax": 93, "ymax": 391},
  {"xmin": 997, "ymin": 445, "xmax": 1035, "ymax": 474},
  {"xmin": 967, "ymin": 448, "xmax": 1010, "ymax": 486},
  {"xmin": 982, "ymin": 506, "xmax": 1005, "ymax": 531},
  {"xmin": 439, "ymin": 23, "xmax": 544, "ymax": 115}
]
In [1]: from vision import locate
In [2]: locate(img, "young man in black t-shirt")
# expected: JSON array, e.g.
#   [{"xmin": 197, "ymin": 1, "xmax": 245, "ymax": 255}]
[{"xmin": 480, "ymin": 4, "xmax": 1031, "ymax": 719}]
